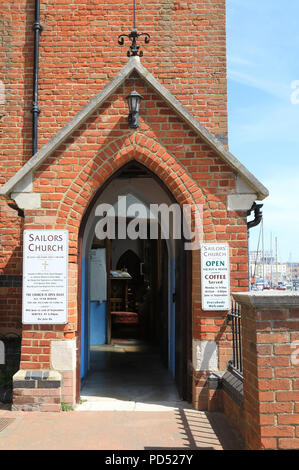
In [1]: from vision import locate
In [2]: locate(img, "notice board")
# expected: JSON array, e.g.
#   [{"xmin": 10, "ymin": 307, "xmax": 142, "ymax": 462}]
[
  {"xmin": 201, "ymin": 243, "xmax": 230, "ymax": 311},
  {"xmin": 22, "ymin": 230, "xmax": 68, "ymax": 324}
]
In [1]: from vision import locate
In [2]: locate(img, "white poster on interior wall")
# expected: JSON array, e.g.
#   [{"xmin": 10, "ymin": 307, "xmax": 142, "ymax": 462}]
[{"xmin": 201, "ymin": 243, "xmax": 230, "ymax": 311}]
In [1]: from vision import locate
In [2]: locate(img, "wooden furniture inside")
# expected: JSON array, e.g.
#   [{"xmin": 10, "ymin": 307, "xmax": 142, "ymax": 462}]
[
  {"xmin": 110, "ymin": 273, "xmax": 132, "ymax": 311},
  {"xmin": 110, "ymin": 272, "xmax": 139, "ymax": 330}
]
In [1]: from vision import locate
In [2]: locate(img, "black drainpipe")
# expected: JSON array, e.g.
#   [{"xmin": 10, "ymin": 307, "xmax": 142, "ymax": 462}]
[
  {"xmin": 247, "ymin": 202, "xmax": 263, "ymax": 289},
  {"xmin": 31, "ymin": 0, "xmax": 43, "ymax": 156},
  {"xmin": 247, "ymin": 202, "xmax": 263, "ymax": 230}
]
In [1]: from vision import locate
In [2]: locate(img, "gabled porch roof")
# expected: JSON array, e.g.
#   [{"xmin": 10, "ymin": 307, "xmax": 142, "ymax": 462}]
[{"xmin": 0, "ymin": 56, "xmax": 269, "ymax": 200}]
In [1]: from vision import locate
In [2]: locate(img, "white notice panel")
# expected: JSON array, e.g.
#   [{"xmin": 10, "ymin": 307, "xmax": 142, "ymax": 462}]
[
  {"xmin": 22, "ymin": 230, "xmax": 68, "ymax": 324},
  {"xmin": 89, "ymin": 248, "xmax": 107, "ymax": 302},
  {"xmin": 201, "ymin": 243, "xmax": 230, "ymax": 311}
]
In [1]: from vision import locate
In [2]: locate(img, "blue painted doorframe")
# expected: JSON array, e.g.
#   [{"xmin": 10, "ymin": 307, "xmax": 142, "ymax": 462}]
[
  {"xmin": 81, "ymin": 253, "xmax": 108, "ymax": 379},
  {"xmin": 80, "ymin": 257, "xmax": 89, "ymax": 379},
  {"xmin": 169, "ymin": 257, "xmax": 176, "ymax": 377}
]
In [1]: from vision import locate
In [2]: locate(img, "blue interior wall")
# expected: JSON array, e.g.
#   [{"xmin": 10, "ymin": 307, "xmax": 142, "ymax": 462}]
[
  {"xmin": 90, "ymin": 301, "xmax": 107, "ymax": 345},
  {"xmin": 81, "ymin": 248, "xmax": 175, "ymax": 379}
]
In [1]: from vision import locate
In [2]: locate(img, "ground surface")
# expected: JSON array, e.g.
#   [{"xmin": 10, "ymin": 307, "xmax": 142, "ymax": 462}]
[
  {"xmin": 0, "ymin": 343, "xmax": 244, "ymax": 450},
  {"xmin": 0, "ymin": 408, "xmax": 244, "ymax": 450}
]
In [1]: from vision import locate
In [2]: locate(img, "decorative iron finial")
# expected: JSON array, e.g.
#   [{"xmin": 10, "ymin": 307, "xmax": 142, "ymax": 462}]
[{"xmin": 118, "ymin": 0, "xmax": 150, "ymax": 57}]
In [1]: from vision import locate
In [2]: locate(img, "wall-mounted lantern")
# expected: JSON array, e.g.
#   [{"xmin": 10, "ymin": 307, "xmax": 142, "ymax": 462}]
[{"xmin": 126, "ymin": 90, "xmax": 143, "ymax": 129}]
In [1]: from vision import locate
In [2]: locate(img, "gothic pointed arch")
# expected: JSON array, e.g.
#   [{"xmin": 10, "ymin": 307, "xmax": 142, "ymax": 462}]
[{"xmin": 58, "ymin": 136, "xmax": 215, "ymax": 252}]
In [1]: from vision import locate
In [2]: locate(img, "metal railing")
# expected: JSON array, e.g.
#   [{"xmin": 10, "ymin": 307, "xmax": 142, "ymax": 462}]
[
  {"xmin": 0, "ymin": 333, "xmax": 21, "ymax": 403},
  {"xmin": 227, "ymin": 301, "xmax": 243, "ymax": 376}
]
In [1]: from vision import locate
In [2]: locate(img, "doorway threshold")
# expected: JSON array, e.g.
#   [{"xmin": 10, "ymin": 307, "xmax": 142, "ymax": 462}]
[
  {"xmin": 77, "ymin": 344, "xmax": 192, "ymax": 412},
  {"xmin": 92, "ymin": 341, "xmax": 156, "ymax": 353},
  {"xmin": 75, "ymin": 398, "xmax": 192, "ymax": 412}
]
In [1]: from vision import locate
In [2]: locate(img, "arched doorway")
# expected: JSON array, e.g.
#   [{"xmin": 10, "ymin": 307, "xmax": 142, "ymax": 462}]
[{"xmin": 77, "ymin": 161, "xmax": 192, "ymax": 406}]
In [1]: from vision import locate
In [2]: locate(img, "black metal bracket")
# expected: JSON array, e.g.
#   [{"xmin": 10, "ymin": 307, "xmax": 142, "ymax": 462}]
[
  {"xmin": 31, "ymin": 103, "xmax": 41, "ymax": 115},
  {"xmin": 128, "ymin": 110, "xmax": 139, "ymax": 128},
  {"xmin": 118, "ymin": 0, "xmax": 150, "ymax": 56},
  {"xmin": 32, "ymin": 21, "xmax": 43, "ymax": 33},
  {"xmin": 118, "ymin": 29, "xmax": 150, "ymax": 57},
  {"xmin": 247, "ymin": 202, "xmax": 263, "ymax": 230},
  {"xmin": 8, "ymin": 202, "xmax": 25, "ymax": 218}
]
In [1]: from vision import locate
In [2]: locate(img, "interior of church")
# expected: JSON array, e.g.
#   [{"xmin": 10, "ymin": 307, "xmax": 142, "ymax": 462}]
[
  {"xmin": 79, "ymin": 164, "xmax": 181, "ymax": 404},
  {"xmin": 90, "ymin": 228, "xmax": 168, "ymax": 349}
]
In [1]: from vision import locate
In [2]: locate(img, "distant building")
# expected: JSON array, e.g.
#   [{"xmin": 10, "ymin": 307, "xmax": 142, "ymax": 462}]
[{"xmin": 250, "ymin": 251, "xmax": 299, "ymax": 287}]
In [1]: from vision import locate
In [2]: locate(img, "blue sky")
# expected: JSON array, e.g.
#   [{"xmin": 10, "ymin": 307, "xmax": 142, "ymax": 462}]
[{"xmin": 226, "ymin": 0, "xmax": 299, "ymax": 261}]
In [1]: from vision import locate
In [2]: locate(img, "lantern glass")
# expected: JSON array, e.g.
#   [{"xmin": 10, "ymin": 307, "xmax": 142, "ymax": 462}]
[
  {"xmin": 126, "ymin": 90, "xmax": 143, "ymax": 129},
  {"xmin": 126, "ymin": 90, "xmax": 143, "ymax": 113},
  {"xmin": 131, "ymin": 95, "xmax": 138, "ymax": 112}
]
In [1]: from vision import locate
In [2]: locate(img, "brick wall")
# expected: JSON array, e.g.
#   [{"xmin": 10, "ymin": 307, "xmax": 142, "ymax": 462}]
[
  {"xmin": 0, "ymin": 1, "xmax": 251, "ymax": 410},
  {"xmin": 12, "ymin": 369, "xmax": 62, "ymax": 412},
  {"xmin": 0, "ymin": 0, "xmax": 231, "ymax": 340},
  {"xmin": 14, "ymin": 76, "xmax": 247, "ymax": 378},
  {"xmin": 0, "ymin": 0, "xmax": 228, "ymax": 168},
  {"xmin": 233, "ymin": 293, "xmax": 299, "ymax": 450},
  {"xmin": 223, "ymin": 391, "xmax": 246, "ymax": 440},
  {"xmin": 0, "ymin": 201, "xmax": 23, "ymax": 332}
]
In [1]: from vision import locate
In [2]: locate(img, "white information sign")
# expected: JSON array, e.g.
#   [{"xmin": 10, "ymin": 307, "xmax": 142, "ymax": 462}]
[
  {"xmin": 22, "ymin": 230, "xmax": 68, "ymax": 324},
  {"xmin": 201, "ymin": 243, "xmax": 230, "ymax": 311}
]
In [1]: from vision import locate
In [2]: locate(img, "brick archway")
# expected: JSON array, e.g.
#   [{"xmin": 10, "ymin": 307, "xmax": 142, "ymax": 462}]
[
  {"xmin": 57, "ymin": 134, "xmax": 213, "ymax": 246},
  {"xmin": 73, "ymin": 138, "xmax": 206, "ymax": 403}
]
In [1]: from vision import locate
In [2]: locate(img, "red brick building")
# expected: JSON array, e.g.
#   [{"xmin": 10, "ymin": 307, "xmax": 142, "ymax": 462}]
[{"xmin": 0, "ymin": 0, "xmax": 268, "ymax": 412}]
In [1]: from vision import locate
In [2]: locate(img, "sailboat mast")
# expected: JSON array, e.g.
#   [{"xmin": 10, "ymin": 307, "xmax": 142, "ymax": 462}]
[
  {"xmin": 275, "ymin": 237, "xmax": 278, "ymax": 286},
  {"xmin": 270, "ymin": 232, "xmax": 273, "ymax": 288},
  {"xmin": 290, "ymin": 252, "xmax": 293, "ymax": 290}
]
